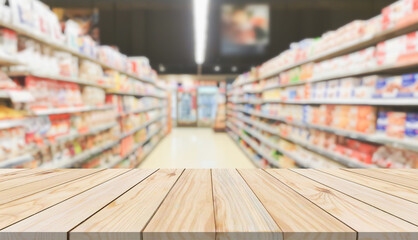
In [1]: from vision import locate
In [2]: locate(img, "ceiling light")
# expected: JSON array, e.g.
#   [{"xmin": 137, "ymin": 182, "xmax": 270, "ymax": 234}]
[
  {"xmin": 193, "ymin": 0, "xmax": 210, "ymax": 65},
  {"xmin": 231, "ymin": 66, "xmax": 237, "ymax": 72},
  {"xmin": 159, "ymin": 64, "xmax": 166, "ymax": 72},
  {"xmin": 214, "ymin": 65, "xmax": 221, "ymax": 72}
]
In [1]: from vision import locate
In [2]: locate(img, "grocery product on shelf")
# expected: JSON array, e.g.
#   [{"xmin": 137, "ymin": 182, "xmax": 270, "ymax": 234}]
[
  {"xmin": 0, "ymin": 0, "xmax": 168, "ymax": 168},
  {"xmin": 227, "ymin": 0, "xmax": 418, "ymax": 169},
  {"xmin": 0, "ymin": 28, "xmax": 17, "ymax": 57}
]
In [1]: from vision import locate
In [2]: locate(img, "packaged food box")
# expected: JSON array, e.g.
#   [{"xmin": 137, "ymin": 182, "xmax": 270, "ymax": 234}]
[
  {"xmin": 374, "ymin": 76, "xmax": 402, "ymax": 98},
  {"xmin": 398, "ymin": 73, "xmax": 418, "ymax": 97},
  {"xmin": 405, "ymin": 112, "xmax": 418, "ymax": 139}
]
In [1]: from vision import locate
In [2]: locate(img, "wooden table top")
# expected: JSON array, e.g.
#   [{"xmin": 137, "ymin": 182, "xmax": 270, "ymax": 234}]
[{"xmin": 0, "ymin": 168, "xmax": 417, "ymax": 240}]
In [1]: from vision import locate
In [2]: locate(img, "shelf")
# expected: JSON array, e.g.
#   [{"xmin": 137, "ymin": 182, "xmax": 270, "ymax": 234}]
[
  {"xmin": 31, "ymin": 105, "xmax": 114, "ymax": 116},
  {"xmin": 39, "ymin": 115, "xmax": 165, "ymax": 168},
  {"xmin": 120, "ymin": 115, "xmax": 164, "ymax": 139},
  {"xmin": 229, "ymin": 120, "xmax": 306, "ymax": 168},
  {"xmin": 233, "ymin": 62, "xmax": 418, "ymax": 97},
  {"xmin": 0, "ymin": 118, "xmax": 27, "ymax": 130},
  {"xmin": 40, "ymin": 140, "xmax": 120, "ymax": 169},
  {"xmin": 0, "ymin": 154, "xmax": 33, "ymax": 168},
  {"xmin": 103, "ymin": 128, "xmax": 163, "ymax": 168},
  {"xmin": 236, "ymin": 98, "xmax": 418, "ymax": 106},
  {"xmin": 227, "ymin": 121, "xmax": 279, "ymax": 167},
  {"xmin": 229, "ymin": 107, "xmax": 418, "ymax": 152},
  {"xmin": 230, "ymin": 116, "xmax": 374, "ymax": 168},
  {"xmin": 0, "ymin": 20, "xmax": 158, "ymax": 86},
  {"xmin": 0, "ymin": 55, "xmax": 23, "ymax": 66},
  {"xmin": 226, "ymin": 129, "xmax": 264, "ymax": 168},
  {"xmin": 135, "ymin": 133, "xmax": 167, "ymax": 167},
  {"xmin": 54, "ymin": 122, "xmax": 117, "ymax": 143},
  {"xmin": 107, "ymin": 90, "xmax": 166, "ymax": 99},
  {"xmin": 234, "ymin": 14, "xmax": 418, "ymax": 86},
  {"xmin": 118, "ymin": 105, "xmax": 166, "ymax": 117},
  {"xmin": 7, "ymin": 72, "xmax": 112, "ymax": 89}
]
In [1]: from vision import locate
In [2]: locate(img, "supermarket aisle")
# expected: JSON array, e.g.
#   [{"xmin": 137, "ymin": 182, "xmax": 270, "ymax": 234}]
[{"xmin": 140, "ymin": 128, "xmax": 255, "ymax": 168}]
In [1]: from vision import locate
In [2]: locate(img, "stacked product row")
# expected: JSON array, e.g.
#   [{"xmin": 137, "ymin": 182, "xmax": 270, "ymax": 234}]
[
  {"xmin": 0, "ymin": 0, "xmax": 168, "ymax": 168},
  {"xmin": 227, "ymin": 0, "xmax": 418, "ymax": 169},
  {"xmin": 1, "ymin": 96, "xmax": 167, "ymax": 168}
]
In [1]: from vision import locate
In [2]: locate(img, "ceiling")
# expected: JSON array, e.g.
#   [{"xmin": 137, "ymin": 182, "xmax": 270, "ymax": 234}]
[{"xmin": 42, "ymin": 0, "xmax": 394, "ymax": 74}]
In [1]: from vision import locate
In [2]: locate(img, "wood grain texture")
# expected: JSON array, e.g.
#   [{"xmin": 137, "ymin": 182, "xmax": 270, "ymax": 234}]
[
  {"xmin": 268, "ymin": 169, "xmax": 418, "ymax": 240},
  {"xmin": 293, "ymin": 169, "xmax": 418, "ymax": 226},
  {"xmin": 0, "ymin": 169, "xmax": 416, "ymax": 239},
  {"xmin": 346, "ymin": 169, "xmax": 418, "ymax": 189},
  {"xmin": 0, "ymin": 169, "xmax": 156, "ymax": 240},
  {"xmin": 0, "ymin": 169, "xmax": 68, "ymax": 191},
  {"xmin": 143, "ymin": 169, "xmax": 215, "ymax": 240},
  {"xmin": 320, "ymin": 168, "xmax": 418, "ymax": 203},
  {"xmin": 0, "ymin": 169, "xmax": 101, "ymax": 205},
  {"xmin": 238, "ymin": 169, "xmax": 355, "ymax": 240},
  {"xmin": 0, "ymin": 169, "xmax": 128, "ymax": 230},
  {"xmin": 70, "ymin": 169, "xmax": 184, "ymax": 240},
  {"xmin": 212, "ymin": 169, "xmax": 282, "ymax": 240},
  {"xmin": 380, "ymin": 169, "xmax": 418, "ymax": 181},
  {"xmin": 0, "ymin": 169, "xmax": 25, "ymax": 178},
  {"xmin": 0, "ymin": 170, "xmax": 35, "ymax": 183}
]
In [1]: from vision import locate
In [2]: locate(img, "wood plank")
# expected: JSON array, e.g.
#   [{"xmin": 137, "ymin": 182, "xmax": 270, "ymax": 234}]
[
  {"xmin": 238, "ymin": 169, "xmax": 355, "ymax": 240},
  {"xmin": 268, "ymin": 169, "xmax": 418, "ymax": 240},
  {"xmin": 0, "ymin": 170, "xmax": 36, "ymax": 183},
  {"xmin": 346, "ymin": 169, "xmax": 418, "ymax": 189},
  {"xmin": 0, "ymin": 169, "xmax": 129, "ymax": 230},
  {"xmin": 143, "ymin": 169, "xmax": 215, "ymax": 240},
  {"xmin": 70, "ymin": 169, "xmax": 184, "ymax": 240},
  {"xmin": 0, "ymin": 169, "xmax": 101, "ymax": 205},
  {"xmin": 0, "ymin": 169, "xmax": 156, "ymax": 240},
  {"xmin": 381, "ymin": 169, "xmax": 418, "ymax": 181},
  {"xmin": 0, "ymin": 169, "xmax": 68, "ymax": 191},
  {"xmin": 320, "ymin": 168, "xmax": 418, "ymax": 203},
  {"xmin": 0, "ymin": 169, "xmax": 25, "ymax": 177},
  {"xmin": 293, "ymin": 169, "xmax": 418, "ymax": 226},
  {"xmin": 212, "ymin": 169, "xmax": 282, "ymax": 240}
]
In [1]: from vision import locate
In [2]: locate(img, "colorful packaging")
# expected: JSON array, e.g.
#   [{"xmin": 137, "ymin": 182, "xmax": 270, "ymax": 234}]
[{"xmin": 398, "ymin": 73, "xmax": 418, "ymax": 97}]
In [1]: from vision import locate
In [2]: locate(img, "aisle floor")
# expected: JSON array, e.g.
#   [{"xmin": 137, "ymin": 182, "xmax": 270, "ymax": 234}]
[{"xmin": 140, "ymin": 128, "xmax": 255, "ymax": 168}]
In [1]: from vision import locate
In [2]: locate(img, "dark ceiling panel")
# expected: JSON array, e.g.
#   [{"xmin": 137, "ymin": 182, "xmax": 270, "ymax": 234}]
[{"xmin": 41, "ymin": 0, "xmax": 394, "ymax": 74}]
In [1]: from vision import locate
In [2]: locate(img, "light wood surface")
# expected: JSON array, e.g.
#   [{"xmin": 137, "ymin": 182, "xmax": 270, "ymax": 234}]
[
  {"xmin": 0, "ymin": 169, "xmax": 100, "ymax": 205},
  {"xmin": 0, "ymin": 169, "xmax": 25, "ymax": 178},
  {"xmin": 212, "ymin": 169, "xmax": 281, "ymax": 240},
  {"xmin": 143, "ymin": 169, "xmax": 216, "ymax": 240},
  {"xmin": 293, "ymin": 169, "xmax": 418, "ymax": 226},
  {"xmin": 71, "ymin": 169, "xmax": 183, "ymax": 240},
  {"xmin": 0, "ymin": 169, "xmax": 416, "ymax": 240},
  {"xmin": 0, "ymin": 169, "xmax": 128, "ymax": 230},
  {"xmin": 1, "ymin": 169, "xmax": 155, "ymax": 240},
  {"xmin": 0, "ymin": 169, "xmax": 36, "ymax": 182},
  {"xmin": 269, "ymin": 169, "xmax": 418, "ymax": 240},
  {"xmin": 0, "ymin": 169, "xmax": 67, "ymax": 191},
  {"xmin": 320, "ymin": 168, "xmax": 418, "ymax": 203},
  {"xmin": 346, "ymin": 169, "xmax": 418, "ymax": 189},
  {"xmin": 238, "ymin": 169, "xmax": 356, "ymax": 240}
]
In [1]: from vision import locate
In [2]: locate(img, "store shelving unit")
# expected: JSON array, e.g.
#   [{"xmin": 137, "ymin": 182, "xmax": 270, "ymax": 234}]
[
  {"xmin": 228, "ymin": 106, "xmax": 418, "ymax": 152},
  {"xmin": 7, "ymin": 72, "xmax": 112, "ymax": 89},
  {"xmin": 31, "ymin": 105, "xmax": 115, "ymax": 116},
  {"xmin": 229, "ymin": 114, "xmax": 374, "ymax": 168},
  {"xmin": 106, "ymin": 90, "xmax": 166, "ymax": 99},
  {"xmin": 0, "ymin": 9, "xmax": 169, "ymax": 168},
  {"xmin": 226, "ymin": 128, "xmax": 264, "ymax": 168},
  {"xmin": 104, "ymin": 127, "xmax": 164, "ymax": 168},
  {"xmin": 227, "ymin": 12, "xmax": 418, "ymax": 169},
  {"xmin": 40, "ymin": 114, "xmax": 167, "ymax": 169},
  {"xmin": 234, "ymin": 13, "xmax": 418, "ymax": 86}
]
